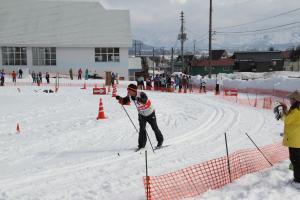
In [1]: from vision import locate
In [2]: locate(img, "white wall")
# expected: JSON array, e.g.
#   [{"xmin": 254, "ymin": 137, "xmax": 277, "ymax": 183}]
[
  {"xmin": 32, "ymin": 47, "xmax": 129, "ymax": 79},
  {"xmin": 0, "ymin": 47, "xmax": 2, "ymax": 66}
]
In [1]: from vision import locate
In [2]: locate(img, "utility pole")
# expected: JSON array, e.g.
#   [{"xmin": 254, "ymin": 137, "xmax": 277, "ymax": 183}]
[
  {"xmin": 139, "ymin": 42, "xmax": 142, "ymax": 56},
  {"xmin": 193, "ymin": 40, "xmax": 196, "ymax": 56},
  {"xmin": 152, "ymin": 47, "xmax": 155, "ymax": 79},
  {"xmin": 171, "ymin": 47, "xmax": 174, "ymax": 73},
  {"xmin": 208, "ymin": 0, "xmax": 213, "ymax": 78},
  {"xmin": 178, "ymin": 11, "xmax": 187, "ymax": 73},
  {"xmin": 134, "ymin": 40, "xmax": 137, "ymax": 57},
  {"xmin": 161, "ymin": 47, "xmax": 165, "ymax": 72}
]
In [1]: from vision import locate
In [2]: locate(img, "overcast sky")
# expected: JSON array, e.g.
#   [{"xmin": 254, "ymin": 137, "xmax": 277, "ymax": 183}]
[{"xmin": 73, "ymin": 0, "xmax": 300, "ymax": 49}]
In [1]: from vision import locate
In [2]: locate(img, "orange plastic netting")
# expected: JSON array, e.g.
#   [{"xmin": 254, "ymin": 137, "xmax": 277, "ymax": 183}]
[{"xmin": 143, "ymin": 142, "xmax": 288, "ymax": 200}]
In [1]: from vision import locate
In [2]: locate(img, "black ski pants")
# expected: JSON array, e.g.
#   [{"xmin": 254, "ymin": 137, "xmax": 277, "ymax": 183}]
[
  {"xmin": 289, "ymin": 147, "xmax": 300, "ymax": 182},
  {"xmin": 138, "ymin": 112, "xmax": 164, "ymax": 148}
]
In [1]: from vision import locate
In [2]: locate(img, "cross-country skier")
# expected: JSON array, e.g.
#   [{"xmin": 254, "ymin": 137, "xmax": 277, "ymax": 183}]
[{"xmin": 116, "ymin": 84, "xmax": 164, "ymax": 151}]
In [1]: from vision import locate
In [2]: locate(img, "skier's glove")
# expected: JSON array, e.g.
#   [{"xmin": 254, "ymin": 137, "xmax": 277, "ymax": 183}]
[
  {"xmin": 131, "ymin": 96, "xmax": 136, "ymax": 101},
  {"xmin": 136, "ymin": 97, "xmax": 142, "ymax": 103},
  {"xmin": 116, "ymin": 95, "xmax": 121, "ymax": 100}
]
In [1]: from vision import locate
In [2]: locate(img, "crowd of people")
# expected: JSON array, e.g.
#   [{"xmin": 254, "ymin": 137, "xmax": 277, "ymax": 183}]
[
  {"xmin": 31, "ymin": 71, "xmax": 50, "ymax": 84},
  {"xmin": 136, "ymin": 73, "xmax": 206, "ymax": 93},
  {"xmin": 0, "ymin": 68, "xmax": 54, "ymax": 86}
]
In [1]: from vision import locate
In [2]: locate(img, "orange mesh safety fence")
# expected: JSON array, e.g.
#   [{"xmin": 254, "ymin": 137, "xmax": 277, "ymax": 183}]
[
  {"xmin": 220, "ymin": 93, "xmax": 291, "ymax": 110},
  {"xmin": 143, "ymin": 142, "xmax": 288, "ymax": 200}
]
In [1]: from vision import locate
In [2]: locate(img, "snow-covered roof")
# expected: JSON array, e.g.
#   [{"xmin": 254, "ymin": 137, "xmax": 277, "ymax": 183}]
[{"xmin": 0, "ymin": 0, "xmax": 132, "ymax": 47}]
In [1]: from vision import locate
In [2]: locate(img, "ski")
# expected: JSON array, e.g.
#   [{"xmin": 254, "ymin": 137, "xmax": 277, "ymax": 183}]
[
  {"xmin": 154, "ymin": 145, "xmax": 170, "ymax": 150},
  {"xmin": 135, "ymin": 147, "xmax": 145, "ymax": 152}
]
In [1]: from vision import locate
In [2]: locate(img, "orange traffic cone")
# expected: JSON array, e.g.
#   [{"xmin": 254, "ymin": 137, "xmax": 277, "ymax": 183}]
[
  {"xmin": 96, "ymin": 98, "xmax": 106, "ymax": 120},
  {"xmin": 112, "ymin": 85, "xmax": 117, "ymax": 97},
  {"xmin": 81, "ymin": 82, "xmax": 87, "ymax": 89},
  {"xmin": 16, "ymin": 123, "xmax": 20, "ymax": 133}
]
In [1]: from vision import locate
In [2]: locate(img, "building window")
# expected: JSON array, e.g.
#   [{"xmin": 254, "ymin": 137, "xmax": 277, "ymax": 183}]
[
  {"xmin": 2, "ymin": 47, "xmax": 27, "ymax": 65},
  {"xmin": 32, "ymin": 47, "xmax": 56, "ymax": 66},
  {"xmin": 95, "ymin": 48, "xmax": 120, "ymax": 62}
]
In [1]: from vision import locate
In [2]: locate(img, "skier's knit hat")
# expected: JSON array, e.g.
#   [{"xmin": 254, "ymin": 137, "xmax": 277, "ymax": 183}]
[
  {"xmin": 127, "ymin": 84, "xmax": 138, "ymax": 92},
  {"xmin": 287, "ymin": 90, "xmax": 300, "ymax": 102}
]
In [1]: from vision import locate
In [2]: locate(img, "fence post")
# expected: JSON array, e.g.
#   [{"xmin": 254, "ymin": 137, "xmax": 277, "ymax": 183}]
[
  {"xmin": 224, "ymin": 132, "xmax": 232, "ymax": 183},
  {"xmin": 245, "ymin": 133, "xmax": 273, "ymax": 166},
  {"xmin": 145, "ymin": 150, "xmax": 150, "ymax": 200}
]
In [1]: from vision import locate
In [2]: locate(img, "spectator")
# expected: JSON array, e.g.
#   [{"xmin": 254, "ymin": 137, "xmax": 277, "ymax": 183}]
[
  {"xmin": 45, "ymin": 72, "xmax": 50, "ymax": 84},
  {"xmin": 188, "ymin": 76, "xmax": 193, "ymax": 93},
  {"xmin": 31, "ymin": 71, "xmax": 37, "ymax": 83},
  {"xmin": 38, "ymin": 72, "xmax": 42, "ymax": 83},
  {"xmin": 18, "ymin": 68, "xmax": 23, "ymax": 79},
  {"xmin": 111, "ymin": 72, "xmax": 116, "ymax": 85},
  {"xmin": 0, "ymin": 70, "xmax": 5, "ymax": 86},
  {"xmin": 12, "ymin": 71, "xmax": 17, "ymax": 83},
  {"xmin": 154, "ymin": 75, "xmax": 160, "ymax": 90},
  {"xmin": 280, "ymin": 91, "xmax": 300, "ymax": 188},
  {"xmin": 200, "ymin": 77, "xmax": 206, "ymax": 93},
  {"xmin": 69, "ymin": 68, "xmax": 73, "ymax": 80},
  {"xmin": 178, "ymin": 74, "xmax": 183, "ymax": 92},
  {"xmin": 174, "ymin": 74, "xmax": 179, "ymax": 90},
  {"xmin": 116, "ymin": 73, "xmax": 119, "ymax": 84},
  {"xmin": 78, "ymin": 68, "xmax": 82, "ymax": 80},
  {"xmin": 137, "ymin": 76, "xmax": 145, "ymax": 90},
  {"xmin": 85, "ymin": 68, "xmax": 89, "ymax": 80},
  {"xmin": 182, "ymin": 75, "xmax": 187, "ymax": 93},
  {"xmin": 146, "ymin": 77, "xmax": 152, "ymax": 90}
]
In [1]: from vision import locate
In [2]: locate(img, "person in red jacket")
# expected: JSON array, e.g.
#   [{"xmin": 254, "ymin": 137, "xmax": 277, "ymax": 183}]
[
  {"xmin": 116, "ymin": 84, "xmax": 164, "ymax": 151},
  {"xmin": 12, "ymin": 71, "xmax": 16, "ymax": 83}
]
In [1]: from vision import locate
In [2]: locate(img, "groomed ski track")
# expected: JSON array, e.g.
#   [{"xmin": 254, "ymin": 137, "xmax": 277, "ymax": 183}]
[{"xmin": 0, "ymin": 86, "xmax": 282, "ymax": 199}]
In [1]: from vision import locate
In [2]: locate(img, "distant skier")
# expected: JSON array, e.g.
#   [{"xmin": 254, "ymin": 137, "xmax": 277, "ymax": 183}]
[{"xmin": 116, "ymin": 84, "xmax": 164, "ymax": 151}]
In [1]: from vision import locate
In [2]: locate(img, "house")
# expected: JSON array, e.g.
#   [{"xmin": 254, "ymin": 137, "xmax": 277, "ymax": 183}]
[
  {"xmin": 173, "ymin": 54, "xmax": 195, "ymax": 73},
  {"xmin": 233, "ymin": 51, "xmax": 284, "ymax": 72},
  {"xmin": 211, "ymin": 50, "xmax": 227, "ymax": 60},
  {"xmin": 281, "ymin": 50, "xmax": 293, "ymax": 71},
  {"xmin": 128, "ymin": 57, "xmax": 143, "ymax": 81},
  {"xmin": 190, "ymin": 58, "xmax": 234, "ymax": 76},
  {"xmin": 0, "ymin": 0, "xmax": 132, "ymax": 79}
]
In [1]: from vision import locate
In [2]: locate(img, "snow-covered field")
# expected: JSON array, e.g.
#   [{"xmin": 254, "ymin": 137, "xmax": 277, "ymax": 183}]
[{"xmin": 0, "ymin": 74, "xmax": 298, "ymax": 199}]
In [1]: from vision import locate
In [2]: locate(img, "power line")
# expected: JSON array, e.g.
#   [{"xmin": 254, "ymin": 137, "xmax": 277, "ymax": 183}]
[
  {"xmin": 216, "ymin": 21, "xmax": 300, "ymax": 34},
  {"xmin": 216, "ymin": 25, "xmax": 300, "ymax": 37},
  {"xmin": 215, "ymin": 7, "xmax": 300, "ymax": 30}
]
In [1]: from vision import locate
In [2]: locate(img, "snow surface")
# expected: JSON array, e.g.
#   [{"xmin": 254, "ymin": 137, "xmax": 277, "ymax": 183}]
[{"xmin": 0, "ymin": 73, "xmax": 299, "ymax": 199}]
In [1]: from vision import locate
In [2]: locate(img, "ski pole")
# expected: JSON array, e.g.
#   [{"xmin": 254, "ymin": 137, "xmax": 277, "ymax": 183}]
[
  {"xmin": 132, "ymin": 100, "xmax": 155, "ymax": 153},
  {"xmin": 121, "ymin": 104, "xmax": 139, "ymax": 133},
  {"xmin": 224, "ymin": 132, "xmax": 232, "ymax": 183},
  {"xmin": 245, "ymin": 133, "xmax": 273, "ymax": 166}
]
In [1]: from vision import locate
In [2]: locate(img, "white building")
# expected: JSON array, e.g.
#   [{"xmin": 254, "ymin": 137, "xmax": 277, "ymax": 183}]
[
  {"xmin": 128, "ymin": 57, "xmax": 143, "ymax": 81},
  {"xmin": 0, "ymin": 0, "xmax": 132, "ymax": 79}
]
